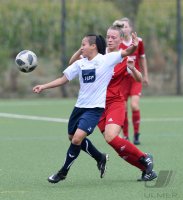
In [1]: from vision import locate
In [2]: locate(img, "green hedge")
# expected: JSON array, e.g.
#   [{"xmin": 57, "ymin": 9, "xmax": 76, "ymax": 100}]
[{"xmin": 0, "ymin": 0, "xmax": 121, "ymax": 72}]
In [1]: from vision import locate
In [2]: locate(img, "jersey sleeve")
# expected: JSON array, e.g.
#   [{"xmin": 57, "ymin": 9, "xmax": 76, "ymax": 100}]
[
  {"xmin": 104, "ymin": 50, "xmax": 123, "ymax": 68},
  {"xmin": 63, "ymin": 61, "xmax": 80, "ymax": 81}
]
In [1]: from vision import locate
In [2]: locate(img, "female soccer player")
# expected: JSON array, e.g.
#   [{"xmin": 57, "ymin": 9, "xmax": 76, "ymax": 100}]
[
  {"xmin": 113, "ymin": 18, "xmax": 149, "ymax": 145},
  {"xmin": 33, "ymin": 33, "xmax": 138, "ymax": 184},
  {"xmin": 69, "ymin": 26, "xmax": 157, "ymax": 181}
]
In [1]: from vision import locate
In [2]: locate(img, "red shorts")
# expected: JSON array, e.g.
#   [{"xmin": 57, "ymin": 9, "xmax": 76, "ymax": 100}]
[
  {"xmin": 121, "ymin": 75, "xmax": 142, "ymax": 101},
  {"xmin": 98, "ymin": 97, "xmax": 125, "ymax": 133}
]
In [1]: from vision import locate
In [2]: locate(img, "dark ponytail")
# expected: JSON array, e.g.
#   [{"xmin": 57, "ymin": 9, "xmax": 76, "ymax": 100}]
[
  {"xmin": 86, "ymin": 34, "xmax": 106, "ymax": 55},
  {"xmin": 96, "ymin": 35, "xmax": 106, "ymax": 55}
]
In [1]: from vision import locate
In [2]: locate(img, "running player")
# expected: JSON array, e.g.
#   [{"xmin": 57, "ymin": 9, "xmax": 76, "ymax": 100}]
[
  {"xmin": 33, "ymin": 33, "xmax": 139, "ymax": 184},
  {"xmin": 69, "ymin": 26, "xmax": 157, "ymax": 181},
  {"xmin": 113, "ymin": 17, "xmax": 149, "ymax": 145}
]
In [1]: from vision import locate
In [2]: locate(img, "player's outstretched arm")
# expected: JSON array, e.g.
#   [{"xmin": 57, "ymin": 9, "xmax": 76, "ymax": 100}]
[
  {"xmin": 69, "ymin": 48, "xmax": 82, "ymax": 65},
  {"xmin": 33, "ymin": 75, "xmax": 69, "ymax": 93},
  {"xmin": 121, "ymin": 32, "xmax": 139, "ymax": 57}
]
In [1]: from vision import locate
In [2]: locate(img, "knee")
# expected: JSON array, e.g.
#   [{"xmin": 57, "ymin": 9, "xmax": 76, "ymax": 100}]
[
  {"xmin": 131, "ymin": 98, "xmax": 140, "ymax": 110},
  {"xmin": 131, "ymin": 102, "xmax": 139, "ymax": 110},
  {"xmin": 103, "ymin": 131, "xmax": 117, "ymax": 143},
  {"xmin": 71, "ymin": 136, "xmax": 82, "ymax": 145}
]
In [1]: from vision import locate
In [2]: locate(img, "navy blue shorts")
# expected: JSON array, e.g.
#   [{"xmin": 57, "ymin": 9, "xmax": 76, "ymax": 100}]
[{"xmin": 68, "ymin": 107, "xmax": 104, "ymax": 135}]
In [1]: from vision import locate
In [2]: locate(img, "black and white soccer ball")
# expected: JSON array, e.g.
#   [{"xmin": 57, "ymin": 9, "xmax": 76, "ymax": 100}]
[{"xmin": 15, "ymin": 50, "xmax": 38, "ymax": 73}]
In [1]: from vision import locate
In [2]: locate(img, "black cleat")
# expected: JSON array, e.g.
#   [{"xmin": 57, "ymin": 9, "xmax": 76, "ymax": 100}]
[
  {"xmin": 137, "ymin": 170, "xmax": 157, "ymax": 181},
  {"xmin": 97, "ymin": 154, "xmax": 109, "ymax": 178},
  {"xmin": 139, "ymin": 153, "xmax": 153, "ymax": 174},
  {"xmin": 48, "ymin": 170, "xmax": 67, "ymax": 184},
  {"xmin": 133, "ymin": 133, "xmax": 140, "ymax": 145}
]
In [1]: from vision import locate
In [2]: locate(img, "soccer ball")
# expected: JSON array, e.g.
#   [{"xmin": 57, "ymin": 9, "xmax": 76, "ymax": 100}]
[{"xmin": 15, "ymin": 50, "xmax": 38, "ymax": 73}]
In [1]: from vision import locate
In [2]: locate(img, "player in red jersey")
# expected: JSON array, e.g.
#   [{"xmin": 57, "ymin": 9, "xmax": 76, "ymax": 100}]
[
  {"xmin": 113, "ymin": 17, "xmax": 149, "ymax": 145},
  {"xmin": 69, "ymin": 26, "xmax": 157, "ymax": 181},
  {"xmin": 98, "ymin": 26, "xmax": 156, "ymax": 181}
]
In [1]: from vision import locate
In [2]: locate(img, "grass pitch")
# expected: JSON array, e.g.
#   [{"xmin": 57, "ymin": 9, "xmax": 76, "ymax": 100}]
[{"xmin": 0, "ymin": 97, "xmax": 182, "ymax": 200}]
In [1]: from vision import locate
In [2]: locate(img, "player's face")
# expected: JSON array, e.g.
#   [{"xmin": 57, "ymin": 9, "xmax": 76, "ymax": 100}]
[
  {"xmin": 121, "ymin": 21, "xmax": 132, "ymax": 37},
  {"xmin": 106, "ymin": 29, "xmax": 121, "ymax": 51},
  {"xmin": 81, "ymin": 37, "xmax": 94, "ymax": 58}
]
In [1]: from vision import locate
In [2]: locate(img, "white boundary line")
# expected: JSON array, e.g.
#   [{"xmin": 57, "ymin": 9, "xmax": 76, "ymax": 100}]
[
  {"xmin": 0, "ymin": 112, "xmax": 183, "ymax": 123},
  {"xmin": 142, "ymin": 118, "xmax": 183, "ymax": 122},
  {"xmin": 0, "ymin": 113, "xmax": 68, "ymax": 123}
]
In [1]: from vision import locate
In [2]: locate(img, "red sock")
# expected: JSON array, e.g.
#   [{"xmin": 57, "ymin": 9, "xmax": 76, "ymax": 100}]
[
  {"xmin": 123, "ymin": 111, "xmax": 129, "ymax": 137},
  {"xmin": 125, "ymin": 155, "xmax": 146, "ymax": 171},
  {"xmin": 132, "ymin": 110, "xmax": 140, "ymax": 134},
  {"xmin": 108, "ymin": 136, "xmax": 146, "ymax": 170}
]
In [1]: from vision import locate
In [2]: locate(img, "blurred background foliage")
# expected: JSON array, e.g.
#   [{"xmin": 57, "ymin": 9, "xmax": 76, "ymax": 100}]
[{"xmin": 0, "ymin": 0, "xmax": 182, "ymax": 98}]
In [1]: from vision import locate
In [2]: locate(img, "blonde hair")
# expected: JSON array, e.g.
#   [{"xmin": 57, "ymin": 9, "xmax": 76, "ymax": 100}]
[
  {"xmin": 113, "ymin": 17, "xmax": 134, "ymax": 30},
  {"xmin": 113, "ymin": 19, "xmax": 124, "ymax": 28},
  {"xmin": 108, "ymin": 25, "xmax": 124, "ymax": 37}
]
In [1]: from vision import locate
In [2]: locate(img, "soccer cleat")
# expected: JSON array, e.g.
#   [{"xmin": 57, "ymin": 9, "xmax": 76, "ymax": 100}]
[
  {"xmin": 97, "ymin": 153, "xmax": 109, "ymax": 178},
  {"xmin": 133, "ymin": 133, "xmax": 140, "ymax": 145},
  {"xmin": 139, "ymin": 153, "xmax": 153, "ymax": 174},
  {"xmin": 48, "ymin": 170, "xmax": 67, "ymax": 184},
  {"xmin": 137, "ymin": 170, "xmax": 157, "ymax": 181}
]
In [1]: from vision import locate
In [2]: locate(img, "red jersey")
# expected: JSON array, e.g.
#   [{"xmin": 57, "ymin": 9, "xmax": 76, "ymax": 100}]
[
  {"xmin": 119, "ymin": 37, "xmax": 145, "ymax": 72},
  {"xmin": 98, "ymin": 58, "xmax": 128, "ymax": 132},
  {"xmin": 106, "ymin": 57, "xmax": 128, "ymax": 101}
]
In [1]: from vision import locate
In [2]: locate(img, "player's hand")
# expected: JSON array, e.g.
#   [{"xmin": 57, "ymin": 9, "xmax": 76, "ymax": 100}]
[
  {"xmin": 33, "ymin": 85, "xmax": 45, "ymax": 93},
  {"xmin": 132, "ymin": 32, "xmax": 139, "ymax": 47},
  {"xmin": 127, "ymin": 57, "xmax": 135, "ymax": 70},
  {"xmin": 143, "ymin": 76, "xmax": 149, "ymax": 86}
]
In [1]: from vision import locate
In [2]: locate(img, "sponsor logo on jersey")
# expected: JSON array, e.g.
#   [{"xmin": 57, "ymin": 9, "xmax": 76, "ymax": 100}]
[{"xmin": 82, "ymin": 69, "xmax": 96, "ymax": 83}]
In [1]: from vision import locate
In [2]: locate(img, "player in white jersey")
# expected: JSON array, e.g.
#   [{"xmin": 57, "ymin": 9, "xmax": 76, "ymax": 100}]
[
  {"xmin": 33, "ymin": 33, "xmax": 139, "ymax": 184},
  {"xmin": 65, "ymin": 49, "xmax": 123, "ymax": 108}
]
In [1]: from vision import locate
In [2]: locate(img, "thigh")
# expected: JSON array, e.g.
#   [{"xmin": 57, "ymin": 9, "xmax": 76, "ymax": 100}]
[{"xmin": 78, "ymin": 108, "xmax": 104, "ymax": 135}]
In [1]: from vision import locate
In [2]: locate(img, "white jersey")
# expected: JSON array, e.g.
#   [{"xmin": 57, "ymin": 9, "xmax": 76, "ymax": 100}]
[{"xmin": 64, "ymin": 51, "xmax": 123, "ymax": 108}]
